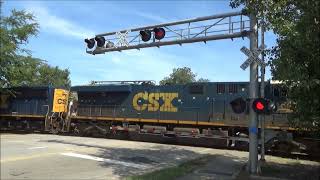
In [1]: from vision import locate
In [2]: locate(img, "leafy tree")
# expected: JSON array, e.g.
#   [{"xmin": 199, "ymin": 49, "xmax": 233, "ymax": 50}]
[
  {"xmin": 37, "ymin": 64, "xmax": 71, "ymax": 88},
  {"xmin": 230, "ymin": 0, "xmax": 320, "ymax": 132},
  {"xmin": 159, "ymin": 67, "xmax": 210, "ymax": 85},
  {"xmin": 1, "ymin": 9, "xmax": 71, "ymax": 89},
  {"xmin": 0, "ymin": 9, "xmax": 39, "ymax": 87},
  {"xmin": 197, "ymin": 78, "xmax": 210, "ymax": 83}
]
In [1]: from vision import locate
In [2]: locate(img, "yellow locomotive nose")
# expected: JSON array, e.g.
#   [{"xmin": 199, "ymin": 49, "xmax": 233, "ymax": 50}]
[{"xmin": 52, "ymin": 89, "xmax": 69, "ymax": 113}]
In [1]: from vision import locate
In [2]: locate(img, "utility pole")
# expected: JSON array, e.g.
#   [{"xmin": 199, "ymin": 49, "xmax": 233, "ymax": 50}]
[
  {"xmin": 248, "ymin": 13, "xmax": 259, "ymax": 174},
  {"xmin": 260, "ymin": 20, "xmax": 266, "ymax": 161}
]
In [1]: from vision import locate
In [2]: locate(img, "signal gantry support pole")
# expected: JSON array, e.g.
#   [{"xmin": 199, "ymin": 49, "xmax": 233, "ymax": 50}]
[
  {"xmin": 260, "ymin": 21, "xmax": 266, "ymax": 161},
  {"xmin": 249, "ymin": 13, "xmax": 259, "ymax": 174}
]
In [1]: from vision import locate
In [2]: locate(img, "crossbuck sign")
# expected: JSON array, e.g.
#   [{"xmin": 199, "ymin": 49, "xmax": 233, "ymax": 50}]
[{"xmin": 240, "ymin": 46, "xmax": 266, "ymax": 70}]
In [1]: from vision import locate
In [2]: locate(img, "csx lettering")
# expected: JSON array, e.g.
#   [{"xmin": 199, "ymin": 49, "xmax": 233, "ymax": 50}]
[
  {"xmin": 133, "ymin": 92, "xmax": 178, "ymax": 112},
  {"xmin": 57, "ymin": 99, "xmax": 67, "ymax": 104}
]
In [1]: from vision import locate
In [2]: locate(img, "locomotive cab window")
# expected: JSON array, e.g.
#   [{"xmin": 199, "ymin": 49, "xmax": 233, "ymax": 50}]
[
  {"xmin": 217, "ymin": 84, "xmax": 225, "ymax": 94},
  {"xmin": 189, "ymin": 84, "xmax": 204, "ymax": 94},
  {"xmin": 228, "ymin": 84, "xmax": 238, "ymax": 94}
]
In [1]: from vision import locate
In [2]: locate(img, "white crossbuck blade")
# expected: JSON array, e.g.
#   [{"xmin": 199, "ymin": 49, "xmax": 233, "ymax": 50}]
[{"xmin": 240, "ymin": 46, "xmax": 266, "ymax": 70}]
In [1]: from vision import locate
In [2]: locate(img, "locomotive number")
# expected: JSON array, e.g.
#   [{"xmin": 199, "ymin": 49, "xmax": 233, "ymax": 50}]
[{"xmin": 132, "ymin": 92, "xmax": 178, "ymax": 112}]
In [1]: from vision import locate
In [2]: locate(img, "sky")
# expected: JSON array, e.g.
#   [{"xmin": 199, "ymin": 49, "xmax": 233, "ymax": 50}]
[{"xmin": 2, "ymin": 0, "xmax": 276, "ymax": 86}]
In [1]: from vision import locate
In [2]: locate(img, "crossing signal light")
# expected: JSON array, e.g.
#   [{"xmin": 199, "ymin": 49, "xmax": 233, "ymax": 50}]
[
  {"xmin": 85, "ymin": 38, "xmax": 95, "ymax": 49},
  {"xmin": 140, "ymin": 30, "xmax": 151, "ymax": 42},
  {"xmin": 252, "ymin": 98, "xmax": 267, "ymax": 114},
  {"xmin": 230, "ymin": 97, "xmax": 247, "ymax": 114},
  {"xmin": 95, "ymin": 36, "xmax": 105, "ymax": 47},
  {"xmin": 154, "ymin": 27, "xmax": 165, "ymax": 40}
]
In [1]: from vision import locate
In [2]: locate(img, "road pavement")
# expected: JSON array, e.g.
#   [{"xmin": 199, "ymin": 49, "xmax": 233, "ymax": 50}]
[
  {"xmin": 2, "ymin": 133, "xmax": 318, "ymax": 180},
  {"xmin": 1, "ymin": 133, "xmax": 248, "ymax": 180}
]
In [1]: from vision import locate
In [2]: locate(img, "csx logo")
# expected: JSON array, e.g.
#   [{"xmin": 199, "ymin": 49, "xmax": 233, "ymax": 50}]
[
  {"xmin": 57, "ymin": 98, "xmax": 67, "ymax": 104},
  {"xmin": 132, "ymin": 92, "xmax": 178, "ymax": 112}
]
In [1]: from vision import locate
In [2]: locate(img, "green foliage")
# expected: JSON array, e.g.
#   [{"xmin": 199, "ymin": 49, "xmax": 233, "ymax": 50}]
[
  {"xmin": 1, "ymin": 9, "xmax": 71, "ymax": 89},
  {"xmin": 0, "ymin": 9, "xmax": 39, "ymax": 87},
  {"xmin": 197, "ymin": 78, "xmax": 210, "ymax": 83},
  {"xmin": 230, "ymin": 0, "xmax": 320, "ymax": 132},
  {"xmin": 159, "ymin": 67, "xmax": 209, "ymax": 85}
]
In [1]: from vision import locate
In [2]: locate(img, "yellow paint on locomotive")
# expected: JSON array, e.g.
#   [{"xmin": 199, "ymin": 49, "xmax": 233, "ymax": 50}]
[
  {"xmin": 132, "ymin": 92, "xmax": 178, "ymax": 112},
  {"xmin": 0, "ymin": 94, "xmax": 10, "ymax": 109},
  {"xmin": 52, "ymin": 89, "xmax": 69, "ymax": 113}
]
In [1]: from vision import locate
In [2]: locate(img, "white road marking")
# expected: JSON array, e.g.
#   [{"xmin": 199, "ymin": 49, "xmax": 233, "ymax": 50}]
[
  {"xmin": 6, "ymin": 140, "xmax": 24, "ymax": 143},
  {"xmin": 61, "ymin": 152, "xmax": 149, "ymax": 169},
  {"xmin": 28, "ymin": 146, "xmax": 47, "ymax": 150},
  {"xmin": 1, "ymin": 153, "xmax": 58, "ymax": 163}
]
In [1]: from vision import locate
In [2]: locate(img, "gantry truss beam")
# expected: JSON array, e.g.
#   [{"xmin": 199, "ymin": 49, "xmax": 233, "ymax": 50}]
[{"xmin": 86, "ymin": 10, "xmax": 250, "ymax": 55}]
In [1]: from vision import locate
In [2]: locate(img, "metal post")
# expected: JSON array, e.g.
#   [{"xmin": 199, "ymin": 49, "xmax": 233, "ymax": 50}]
[
  {"xmin": 260, "ymin": 20, "xmax": 266, "ymax": 161},
  {"xmin": 248, "ymin": 13, "xmax": 259, "ymax": 174}
]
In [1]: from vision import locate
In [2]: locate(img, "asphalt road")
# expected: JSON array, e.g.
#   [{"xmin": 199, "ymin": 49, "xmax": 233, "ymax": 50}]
[
  {"xmin": 2, "ymin": 133, "xmax": 318, "ymax": 180},
  {"xmin": 0, "ymin": 133, "xmax": 249, "ymax": 180}
]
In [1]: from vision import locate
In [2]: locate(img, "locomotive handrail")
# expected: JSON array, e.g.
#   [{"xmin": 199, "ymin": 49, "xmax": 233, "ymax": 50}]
[
  {"xmin": 90, "ymin": 80, "xmax": 156, "ymax": 85},
  {"xmin": 77, "ymin": 104, "xmax": 202, "ymax": 122}
]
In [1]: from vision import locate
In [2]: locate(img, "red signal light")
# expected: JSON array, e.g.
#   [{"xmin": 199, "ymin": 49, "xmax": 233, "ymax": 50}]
[
  {"xmin": 153, "ymin": 27, "xmax": 165, "ymax": 40},
  {"xmin": 256, "ymin": 102, "xmax": 264, "ymax": 110},
  {"xmin": 252, "ymin": 98, "xmax": 267, "ymax": 114}
]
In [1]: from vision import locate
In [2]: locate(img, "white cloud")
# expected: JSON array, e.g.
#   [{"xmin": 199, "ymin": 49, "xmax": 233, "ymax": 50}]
[{"xmin": 25, "ymin": 4, "xmax": 94, "ymax": 39}]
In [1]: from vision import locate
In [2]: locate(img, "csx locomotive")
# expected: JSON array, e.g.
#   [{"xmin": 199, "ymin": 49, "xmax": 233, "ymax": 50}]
[{"xmin": 0, "ymin": 80, "xmax": 308, "ymax": 153}]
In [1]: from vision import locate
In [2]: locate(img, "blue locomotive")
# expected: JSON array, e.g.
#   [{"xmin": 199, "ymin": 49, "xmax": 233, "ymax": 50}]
[{"xmin": 1, "ymin": 81, "xmax": 310, "ymax": 154}]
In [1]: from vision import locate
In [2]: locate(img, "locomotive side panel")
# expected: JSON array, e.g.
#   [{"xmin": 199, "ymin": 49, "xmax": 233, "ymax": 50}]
[
  {"xmin": 71, "ymin": 82, "xmax": 257, "ymax": 128},
  {"xmin": 0, "ymin": 87, "xmax": 54, "ymax": 116}
]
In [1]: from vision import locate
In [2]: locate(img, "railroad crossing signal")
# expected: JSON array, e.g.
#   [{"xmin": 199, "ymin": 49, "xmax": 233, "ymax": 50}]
[
  {"xmin": 252, "ymin": 98, "xmax": 277, "ymax": 114},
  {"xmin": 85, "ymin": 38, "xmax": 95, "ymax": 49},
  {"xmin": 95, "ymin": 36, "xmax": 105, "ymax": 48},
  {"xmin": 140, "ymin": 30, "xmax": 152, "ymax": 42},
  {"xmin": 240, "ymin": 46, "xmax": 266, "ymax": 70},
  {"xmin": 230, "ymin": 97, "xmax": 247, "ymax": 114},
  {"xmin": 252, "ymin": 98, "xmax": 267, "ymax": 113},
  {"xmin": 153, "ymin": 27, "xmax": 165, "ymax": 40},
  {"xmin": 84, "ymin": 11, "xmax": 250, "ymax": 54},
  {"xmin": 140, "ymin": 28, "xmax": 166, "ymax": 42}
]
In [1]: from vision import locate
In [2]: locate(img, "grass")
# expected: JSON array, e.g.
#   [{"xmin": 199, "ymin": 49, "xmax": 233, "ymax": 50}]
[{"xmin": 125, "ymin": 155, "xmax": 211, "ymax": 180}]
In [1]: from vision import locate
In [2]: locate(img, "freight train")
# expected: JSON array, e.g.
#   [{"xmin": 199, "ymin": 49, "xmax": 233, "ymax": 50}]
[{"xmin": 0, "ymin": 81, "xmax": 312, "ymax": 155}]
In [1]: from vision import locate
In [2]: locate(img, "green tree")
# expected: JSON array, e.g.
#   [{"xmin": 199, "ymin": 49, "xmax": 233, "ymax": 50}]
[
  {"xmin": 37, "ymin": 64, "xmax": 71, "ymax": 88},
  {"xmin": 159, "ymin": 67, "xmax": 210, "ymax": 85},
  {"xmin": 0, "ymin": 9, "xmax": 39, "ymax": 87},
  {"xmin": 197, "ymin": 78, "xmax": 210, "ymax": 83},
  {"xmin": 1, "ymin": 9, "xmax": 71, "ymax": 89},
  {"xmin": 230, "ymin": 0, "xmax": 320, "ymax": 132}
]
